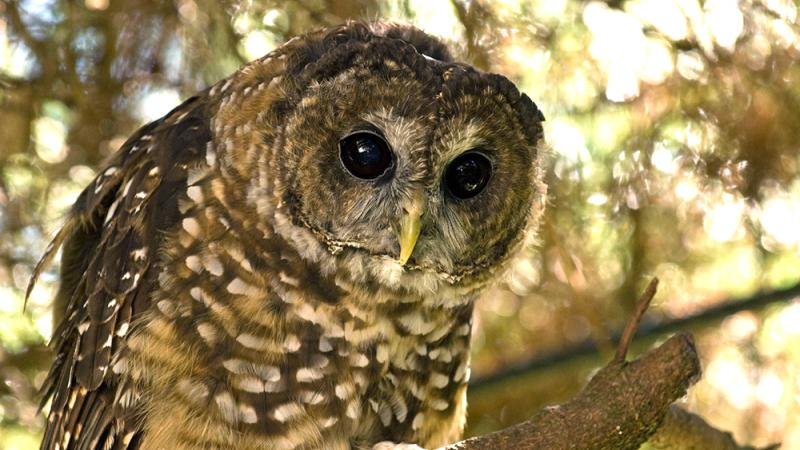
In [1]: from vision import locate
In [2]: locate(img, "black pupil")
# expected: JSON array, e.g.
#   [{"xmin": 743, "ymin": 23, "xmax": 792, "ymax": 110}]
[
  {"xmin": 339, "ymin": 132, "xmax": 393, "ymax": 179},
  {"xmin": 445, "ymin": 152, "xmax": 492, "ymax": 199}
]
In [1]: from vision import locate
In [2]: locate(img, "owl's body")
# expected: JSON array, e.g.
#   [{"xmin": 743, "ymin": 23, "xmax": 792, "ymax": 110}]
[{"xmin": 35, "ymin": 23, "xmax": 545, "ymax": 450}]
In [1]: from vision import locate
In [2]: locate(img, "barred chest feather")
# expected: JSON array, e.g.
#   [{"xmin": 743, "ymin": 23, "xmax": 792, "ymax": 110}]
[{"xmin": 117, "ymin": 164, "xmax": 475, "ymax": 450}]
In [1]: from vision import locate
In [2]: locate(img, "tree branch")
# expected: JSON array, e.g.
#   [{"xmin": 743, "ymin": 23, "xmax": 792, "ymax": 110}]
[
  {"xmin": 445, "ymin": 333, "xmax": 700, "ymax": 449},
  {"xmin": 446, "ymin": 280, "xmax": 772, "ymax": 449},
  {"xmin": 647, "ymin": 405, "xmax": 780, "ymax": 450}
]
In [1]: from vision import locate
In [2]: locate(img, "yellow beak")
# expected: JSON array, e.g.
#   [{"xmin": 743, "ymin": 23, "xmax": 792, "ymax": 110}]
[{"xmin": 398, "ymin": 192, "xmax": 425, "ymax": 265}]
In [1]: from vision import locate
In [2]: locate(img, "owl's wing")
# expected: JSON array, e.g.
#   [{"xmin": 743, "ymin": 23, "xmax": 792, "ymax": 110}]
[{"xmin": 30, "ymin": 93, "xmax": 212, "ymax": 450}]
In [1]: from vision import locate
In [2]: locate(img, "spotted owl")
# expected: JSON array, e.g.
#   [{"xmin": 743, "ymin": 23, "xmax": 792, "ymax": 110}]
[{"xmin": 32, "ymin": 21, "xmax": 546, "ymax": 450}]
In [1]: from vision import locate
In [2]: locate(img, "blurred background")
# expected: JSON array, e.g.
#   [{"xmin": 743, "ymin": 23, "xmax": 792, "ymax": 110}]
[{"xmin": 1, "ymin": 0, "xmax": 799, "ymax": 448}]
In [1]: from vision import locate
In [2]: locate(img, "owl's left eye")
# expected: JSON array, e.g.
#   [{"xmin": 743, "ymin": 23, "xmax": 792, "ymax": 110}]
[
  {"xmin": 339, "ymin": 131, "xmax": 394, "ymax": 180},
  {"xmin": 444, "ymin": 151, "xmax": 492, "ymax": 199}
]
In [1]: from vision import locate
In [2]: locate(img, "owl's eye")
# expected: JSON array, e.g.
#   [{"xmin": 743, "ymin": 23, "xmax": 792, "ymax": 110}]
[
  {"xmin": 339, "ymin": 131, "xmax": 394, "ymax": 180},
  {"xmin": 444, "ymin": 152, "xmax": 492, "ymax": 199}
]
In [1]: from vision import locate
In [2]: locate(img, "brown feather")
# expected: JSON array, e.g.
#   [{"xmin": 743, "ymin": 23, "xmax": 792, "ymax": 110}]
[{"xmin": 35, "ymin": 95, "xmax": 210, "ymax": 450}]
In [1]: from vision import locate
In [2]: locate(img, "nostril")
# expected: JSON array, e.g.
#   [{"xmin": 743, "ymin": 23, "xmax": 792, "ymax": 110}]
[
  {"xmin": 403, "ymin": 206, "xmax": 424, "ymax": 216},
  {"xmin": 402, "ymin": 205, "xmax": 425, "ymax": 217},
  {"xmin": 401, "ymin": 190, "xmax": 426, "ymax": 217}
]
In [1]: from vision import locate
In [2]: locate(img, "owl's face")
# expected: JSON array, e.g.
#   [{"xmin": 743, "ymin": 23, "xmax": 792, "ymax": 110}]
[{"xmin": 259, "ymin": 25, "xmax": 545, "ymax": 292}]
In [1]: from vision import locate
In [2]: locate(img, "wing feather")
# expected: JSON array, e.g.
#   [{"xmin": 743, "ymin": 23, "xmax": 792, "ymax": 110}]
[{"xmin": 34, "ymin": 94, "xmax": 211, "ymax": 450}]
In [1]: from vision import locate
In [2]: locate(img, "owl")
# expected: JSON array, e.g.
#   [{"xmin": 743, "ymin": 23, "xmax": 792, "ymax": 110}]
[{"xmin": 31, "ymin": 21, "xmax": 545, "ymax": 450}]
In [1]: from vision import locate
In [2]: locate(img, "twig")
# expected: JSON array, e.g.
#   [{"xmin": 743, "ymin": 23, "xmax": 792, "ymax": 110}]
[
  {"xmin": 470, "ymin": 281, "xmax": 800, "ymax": 390},
  {"xmin": 614, "ymin": 277, "xmax": 659, "ymax": 362}
]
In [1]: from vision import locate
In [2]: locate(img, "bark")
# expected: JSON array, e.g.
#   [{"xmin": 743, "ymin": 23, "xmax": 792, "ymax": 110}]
[
  {"xmin": 648, "ymin": 406, "xmax": 780, "ymax": 450},
  {"xmin": 446, "ymin": 333, "xmax": 700, "ymax": 450},
  {"xmin": 445, "ymin": 279, "xmax": 771, "ymax": 450}
]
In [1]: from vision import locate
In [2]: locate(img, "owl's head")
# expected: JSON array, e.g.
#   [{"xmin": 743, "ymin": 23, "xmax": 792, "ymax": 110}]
[{"xmin": 219, "ymin": 22, "xmax": 545, "ymax": 296}]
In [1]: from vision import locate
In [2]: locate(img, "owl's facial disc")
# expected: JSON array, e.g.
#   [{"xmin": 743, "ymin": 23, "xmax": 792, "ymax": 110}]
[{"xmin": 275, "ymin": 40, "xmax": 544, "ymax": 289}]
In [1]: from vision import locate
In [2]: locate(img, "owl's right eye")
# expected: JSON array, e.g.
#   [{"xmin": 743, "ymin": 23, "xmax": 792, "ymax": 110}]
[{"xmin": 339, "ymin": 131, "xmax": 394, "ymax": 180}]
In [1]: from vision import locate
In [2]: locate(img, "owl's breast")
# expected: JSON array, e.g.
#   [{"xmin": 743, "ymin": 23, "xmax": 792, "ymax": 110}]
[
  {"xmin": 127, "ymin": 168, "xmax": 474, "ymax": 449},
  {"xmin": 324, "ymin": 293, "xmax": 474, "ymax": 447}
]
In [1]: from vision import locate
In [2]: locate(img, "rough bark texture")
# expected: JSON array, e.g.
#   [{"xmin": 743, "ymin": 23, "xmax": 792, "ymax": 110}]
[
  {"xmin": 445, "ymin": 333, "xmax": 701, "ymax": 450},
  {"xmin": 647, "ymin": 405, "xmax": 780, "ymax": 450}
]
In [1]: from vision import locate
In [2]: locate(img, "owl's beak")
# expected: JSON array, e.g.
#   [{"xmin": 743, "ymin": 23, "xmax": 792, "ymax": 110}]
[{"xmin": 398, "ymin": 191, "xmax": 425, "ymax": 265}]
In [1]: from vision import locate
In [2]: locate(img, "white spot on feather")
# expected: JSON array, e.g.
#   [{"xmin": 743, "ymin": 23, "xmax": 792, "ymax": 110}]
[
  {"xmin": 196, "ymin": 322, "xmax": 217, "ymax": 343},
  {"xmin": 412, "ymin": 412, "xmax": 425, "ymax": 430},
  {"xmin": 378, "ymin": 402, "xmax": 392, "ymax": 426},
  {"xmin": 430, "ymin": 398, "xmax": 449, "ymax": 411},
  {"xmin": 234, "ymin": 376, "xmax": 267, "ymax": 393},
  {"xmin": 112, "ymin": 357, "xmax": 128, "ymax": 374},
  {"xmin": 182, "ymin": 218, "xmax": 201, "ymax": 238},
  {"xmin": 310, "ymin": 354, "xmax": 329, "ymax": 369},
  {"xmin": 236, "ymin": 333, "xmax": 273, "ymax": 351},
  {"xmin": 319, "ymin": 416, "xmax": 338, "ymax": 428},
  {"xmin": 283, "ymin": 334, "xmax": 301, "ymax": 352},
  {"xmin": 103, "ymin": 199, "xmax": 119, "ymax": 225},
  {"xmin": 187, "ymin": 167, "xmax": 209, "ymax": 185},
  {"xmin": 294, "ymin": 303, "xmax": 321, "ymax": 324},
  {"xmin": 178, "ymin": 379, "xmax": 209, "ymax": 403},
  {"xmin": 346, "ymin": 400, "xmax": 360, "ymax": 420},
  {"xmin": 226, "ymin": 278, "xmax": 258, "ymax": 296},
  {"xmin": 335, "ymin": 383, "xmax": 352, "ymax": 400},
  {"xmin": 318, "ymin": 336, "xmax": 333, "ymax": 352},
  {"xmin": 156, "ymin": 300, "xmax": 176, "ymax": 317},
  {"xmin": 376, "ymin": 345, "xmax": 388, "ymax": 364},
  {"xmin": 239, "ymin": 404, "xmax": 258, "ymax": 424},
  {"xmin": 186, "ymin": 185, "xmax": 204, "ymax": 203},
  {"xmin": 454, "ymin": 360, "xmax": 469, "ymax": 383},
  {"xmin": 203, "ymin": 255, "xmax": 224, "ymax": 276},
  {"xmin": 132, "ymin": 247, "xmax": 148, "ymax": 261},
  {"xmin": 296, "ymin": 368, "xmax": 323, "ymax": 383},
  {"xmin": 398, "ymin": 311, "xmax": 437, "ymax": 335},
  {"xmin": 240, "ymin": 258, "xmax": 253, "ymax": 272},
  {"xmin": 298, "ymin": 390, "xmax": 326, "ymax": 405},
  {"xmin": 392, "ymin": 395, "xmax": 408, "ymax": 422},
  {"xmin": 214, "ymin": 391, "xmax": 239, "ymax": 423},
  {"xmin": 121, "ymin": 178, "xmax": 135, "ymax": 197},
  {"xmin": 206, "ymin": 143, "xmax": 217, "ymax": 166},
  {"xmin": 350, "ymin": 353, "xmax": 369, "ymax": 368},
  {"xmin": 273, "ymin": 402, "xmax": 304, "ymax": 423},
  {"xmin": 223, "ymin": 359, "xmax": 280, "ymax": 381},
  {"xmin": 279, "ymin": 271, "xmax": 300, "ymax": 287},
  {"xmin": 430, "ymin": 372, "xmax": 449, "ymax": 389}
]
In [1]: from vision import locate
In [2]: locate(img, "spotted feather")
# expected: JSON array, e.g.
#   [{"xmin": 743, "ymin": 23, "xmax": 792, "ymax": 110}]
[{"xmin": 32, "ymin": 95, "xmax": 211, "ymax": 450}]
